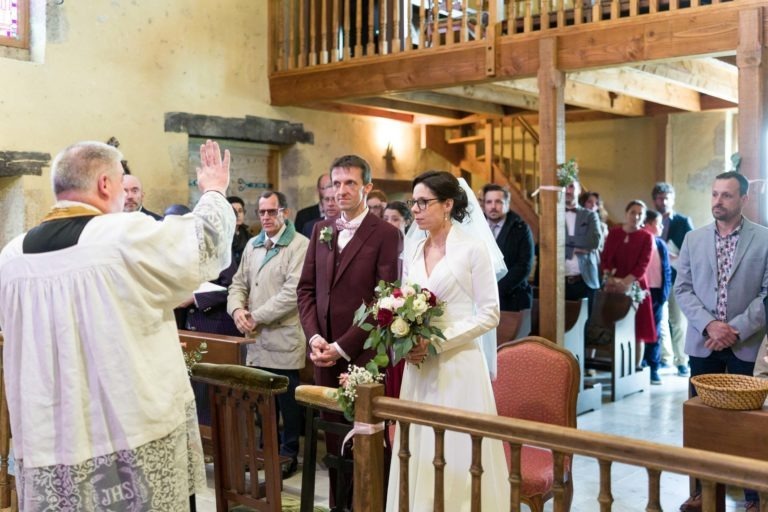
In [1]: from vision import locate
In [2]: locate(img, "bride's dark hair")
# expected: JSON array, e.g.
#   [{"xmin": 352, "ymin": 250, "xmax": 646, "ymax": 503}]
[{"xmin": 412, "ymin": 170, "xmax": 469, "ymax": 222}]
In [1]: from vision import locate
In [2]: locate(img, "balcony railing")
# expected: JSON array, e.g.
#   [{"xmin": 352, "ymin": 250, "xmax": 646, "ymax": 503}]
[{"xmin": 269, "ymin": 0, "xmax": 733, "ymax": 73}]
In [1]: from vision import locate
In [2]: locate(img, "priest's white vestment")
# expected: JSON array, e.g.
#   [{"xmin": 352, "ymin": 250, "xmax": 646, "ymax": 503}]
[{"xmin": 0, "ymin": 191, "xmax": 234, "ymax": 511}]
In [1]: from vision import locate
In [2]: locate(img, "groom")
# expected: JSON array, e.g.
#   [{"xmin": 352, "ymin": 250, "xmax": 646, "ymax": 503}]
[{"xmin": 297, "ymin": 154, "xmax": 402, "ymax": 506}]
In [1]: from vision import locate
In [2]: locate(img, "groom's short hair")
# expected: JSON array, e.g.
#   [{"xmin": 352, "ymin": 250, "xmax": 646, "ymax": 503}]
[{"xmin": 329, "ymin": 154, "xmax": 372, "ymax": 185}]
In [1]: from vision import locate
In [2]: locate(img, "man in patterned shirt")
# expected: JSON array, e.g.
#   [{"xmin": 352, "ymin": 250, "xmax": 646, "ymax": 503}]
[{"xmin": 675, "ymin": 171, "xmax": 768, "ymax": 512}]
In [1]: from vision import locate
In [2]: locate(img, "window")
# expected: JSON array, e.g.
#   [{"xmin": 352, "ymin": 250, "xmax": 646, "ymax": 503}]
[{"xmin": 0, "ymin": 0, "xmax": 29, "ymax": 49}]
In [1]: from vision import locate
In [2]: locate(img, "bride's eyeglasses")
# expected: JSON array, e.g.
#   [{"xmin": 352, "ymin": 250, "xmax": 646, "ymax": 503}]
[{"xmin": 406, "ymin": 198, "xmax": 440, "ymax": 211}]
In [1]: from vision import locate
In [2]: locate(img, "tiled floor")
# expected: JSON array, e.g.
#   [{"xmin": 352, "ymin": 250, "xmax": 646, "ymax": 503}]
[{"xmin": 195, "ymin": 367, "xmax": 750, "ymax": 511}]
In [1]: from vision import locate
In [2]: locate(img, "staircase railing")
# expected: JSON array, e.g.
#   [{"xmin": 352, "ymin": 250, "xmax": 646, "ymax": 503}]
[{"xmin": 427, "ymin": 115, "xmax": 541, "ymax": 239}]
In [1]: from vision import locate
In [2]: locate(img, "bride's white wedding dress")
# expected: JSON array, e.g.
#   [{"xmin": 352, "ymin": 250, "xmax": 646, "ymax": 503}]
[{"xmin": 386, "ymin": 225, "xmax": 509, "ymax": 512}]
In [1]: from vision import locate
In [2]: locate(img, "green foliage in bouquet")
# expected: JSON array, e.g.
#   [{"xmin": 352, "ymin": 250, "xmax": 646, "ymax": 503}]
[{"xmin": 352, "ymin": 280, "xmax": 446, "ymax": 375}]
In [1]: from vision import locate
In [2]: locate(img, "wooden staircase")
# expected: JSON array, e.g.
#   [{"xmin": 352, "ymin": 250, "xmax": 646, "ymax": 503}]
[{"xmin": 425, "ymin": 115, "xmax": 541, "ymax": 240}]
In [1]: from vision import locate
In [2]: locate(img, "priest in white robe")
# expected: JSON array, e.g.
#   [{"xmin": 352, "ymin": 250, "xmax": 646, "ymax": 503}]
[{"xmin": 0, "ymin": 139, "xmax": 235, "ymax": 511}]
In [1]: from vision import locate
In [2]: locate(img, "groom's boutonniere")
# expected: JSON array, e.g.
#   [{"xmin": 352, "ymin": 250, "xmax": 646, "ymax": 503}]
[{"xmin": 319, "ymin": 226, "xmax": 334, "ymax": 249}]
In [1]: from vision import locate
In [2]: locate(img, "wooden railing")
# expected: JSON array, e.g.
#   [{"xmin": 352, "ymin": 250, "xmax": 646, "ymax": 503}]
[
  {"xmin": 337, "ymin": 383, "xmax": 768, "ymax": 512},
  {"xmin": 269, "ymin": 0, "xmax": 733, "ymax": 73}
]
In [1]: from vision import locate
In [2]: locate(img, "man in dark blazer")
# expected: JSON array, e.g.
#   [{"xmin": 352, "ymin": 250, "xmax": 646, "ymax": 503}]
[
  {"xmin": 301, "ymin": 185, "xmax": 340, "ymax": 238},
  {"xmin": 482, "ymin": 184, "xmax": 534, "ymax": 343},
  {"xmin": 297, "ymin": 154, "xmax": 401, "ymax": 506},
  {"xmin": 652, "ymin": 181, "xmax": 694, "ymax": 376},
  {"xmin": 122, "ymin": 174, "xmax": 162, "ymax": 220},
  {"xmin": 294, "ymin": 173, "xmax": 331, "ymax": 233}
]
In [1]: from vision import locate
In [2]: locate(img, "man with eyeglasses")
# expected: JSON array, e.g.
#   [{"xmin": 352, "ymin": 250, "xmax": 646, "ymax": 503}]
[
  {"xmin": 228, "ymin": 190, "xmax": 309, "ymax": 479},
  {"xmin": 297, "ymin": 154, "xmax": 402, "ymax": 507}
]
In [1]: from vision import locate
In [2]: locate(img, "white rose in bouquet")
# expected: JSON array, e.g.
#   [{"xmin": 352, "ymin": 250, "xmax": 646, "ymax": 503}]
[{"xmin": 390, "ymin": 317, "xmax": 410, "ymax": 337}]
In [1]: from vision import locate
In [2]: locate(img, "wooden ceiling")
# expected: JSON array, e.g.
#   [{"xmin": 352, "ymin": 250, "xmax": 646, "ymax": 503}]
[{"xmin": 309, "ymin": 56, "xmax": 738, "ymax": 124}]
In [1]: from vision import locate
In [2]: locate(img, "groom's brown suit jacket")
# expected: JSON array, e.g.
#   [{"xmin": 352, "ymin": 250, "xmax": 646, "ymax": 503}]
[{"xmin": 298, "ymin": 212, "xmax": 402, "ymax": 387}]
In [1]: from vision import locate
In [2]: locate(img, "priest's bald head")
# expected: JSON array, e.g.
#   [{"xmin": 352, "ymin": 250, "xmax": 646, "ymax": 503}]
[{"xmin": 51, "ymin": 141, "xmax": 126, "ymax": 214}]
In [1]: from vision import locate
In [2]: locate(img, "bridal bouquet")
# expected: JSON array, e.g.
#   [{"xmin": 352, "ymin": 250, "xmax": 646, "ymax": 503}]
[
  {"xmin": 353, "ymin": 280, "xmax": 446, "ymax": 372},
  {"xmin": 335, "ymin": 281, "xmax": 446, "ymax": 417}
]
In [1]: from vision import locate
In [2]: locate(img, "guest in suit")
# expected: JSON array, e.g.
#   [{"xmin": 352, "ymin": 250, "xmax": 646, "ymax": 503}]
[
  {"xmin": 652, "ymin": 182, "xmax": 694, "ymax": 377},
  {"xmin": 642, "ymin": 209, "xmax": 672, "ymax": 385},
  {"xmin": 579, "ymin": 190, "xmax": 609, "ymax": 251},
  {"xmin": 564, "ymin": 180, "xmax": 603, "ymax": 320},
  {"xmin": 297, "ymin": 154, "xmax": 402, "ymax": 506},
  {"xmin": 228, "ymin": 190, "xmax": 309, "ymax": 479},
  {"xmin": 294, "ymin": 173, "xmax": 331, "ymax": 233},
  {"xmin": 301, "ymin": 185, "xmax": 340, "ymax": 238},
  {"xmin": 122, "ymin": 174, "xmax": 162, "ymax": 220},
  {"xmin": 675, "ymin": 172, "xmax": 768, "ymax": 512},
  {"xmin": 482, "ymin": 184, "xmax": 533, "ymax": 343}
]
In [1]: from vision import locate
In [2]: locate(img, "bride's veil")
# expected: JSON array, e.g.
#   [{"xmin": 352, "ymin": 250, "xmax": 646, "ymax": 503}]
[{"xmin": 403, "ymin": 177, "xmax": 508, "ymax": 380}]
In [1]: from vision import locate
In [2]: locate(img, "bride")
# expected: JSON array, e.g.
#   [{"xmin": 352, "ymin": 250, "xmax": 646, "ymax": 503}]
[{"xmin": 386, "ymin": 171, "xmax": 509, "ymax": 511}]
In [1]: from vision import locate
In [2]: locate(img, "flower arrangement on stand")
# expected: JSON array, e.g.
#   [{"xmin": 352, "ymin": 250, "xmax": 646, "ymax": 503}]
[
  {"xmin": 336, "ymin": 365, "xmax": 385, "ymax": 421},
  {"xmin": 556, "ymin": 158, "xmax": 580, "ymax": 187},
  {"xmin": 182, "ymin": 341, "xmax": 208, "ymax": 376},
  {"xmin": 333, "ymin": 280, "xmax": 446, "ymax": 419},
  {"xmin": 601, "ymin": 269, "xmax": 649, "ymax": 308}
]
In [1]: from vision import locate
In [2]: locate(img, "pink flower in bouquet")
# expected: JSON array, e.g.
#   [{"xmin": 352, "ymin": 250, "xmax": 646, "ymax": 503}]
[
  {"xmin": 426, "ymin": 289, "xmax": 437, "ymax": 307},
  {"xmin": 377, "ymin": 308, "xmax": 394, "ymax": 327},
  {"xmin": 338, "ymin": 372, "xmax": 350, "ymax": 388},
  {"xmin": 392, "ymin": 288, "xmax": 403, "ymax": 298}
]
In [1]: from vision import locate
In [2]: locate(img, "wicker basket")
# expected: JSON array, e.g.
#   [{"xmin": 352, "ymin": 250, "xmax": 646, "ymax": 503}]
[{"xmin": 691, "ymin": 374, "xmax": 768, "ymax": 410}]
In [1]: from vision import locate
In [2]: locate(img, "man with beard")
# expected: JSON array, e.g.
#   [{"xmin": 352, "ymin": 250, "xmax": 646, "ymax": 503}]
[
  {"xmin": 482, "ymin": 184, "xmax": 533, "ymax": 342},
  {"xmin": 123, "ymin": 174, "xmax": 163, "ymax": 219},
  {"xmin": 675, "ymin": 171, "xmax": 768, "ymax": 512}
]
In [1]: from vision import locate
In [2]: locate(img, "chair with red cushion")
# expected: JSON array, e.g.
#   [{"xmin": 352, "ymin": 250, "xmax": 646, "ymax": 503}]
[{"xmin": 492, "ymin": 336, "xmax": 580, "ymax": 512}]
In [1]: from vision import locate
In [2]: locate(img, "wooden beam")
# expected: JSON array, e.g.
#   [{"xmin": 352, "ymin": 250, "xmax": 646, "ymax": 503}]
[
  {"xmin": 436, "ymin": 84, "xmax": 539, "ymax": 111},
  {"xmin": 387, "ymin": 90, "xmax": 507, "ymax": 117},
  {"xmin": 737, "ymin": 8, "xmax": 768, "ymax": 225},
  {"xmin": 568, "ymin": 68, "xmax": 702, "ymax": 111},
  {"xmin": 305, "ymin": 101, "xmax": 416, "ymax": 123},
  {"xmin": 630, "ymin": 58, "xmax": 738, "ymax": 103},
  {"xmin": 537, "ymin": 37, "xmax": 566, "ymax": 346},
  {"xmin": 347, "ymin": 97, "xmax": 466, "ymax": 119},
  {"xmin": 499, "ymin": 78, "xmax": 645, "ymax": 117}
]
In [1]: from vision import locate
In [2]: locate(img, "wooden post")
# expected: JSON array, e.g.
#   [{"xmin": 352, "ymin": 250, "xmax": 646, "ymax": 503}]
[
  {"xmin": 353, "ymin": 383, "xmax": 385, "ymax": 512},
  {"xmin": 537, "ymin": 37, "xmax": 566, "ymax": 345},
  {"xmin": 737, "ymin": 8, "xmax": 768, "ymax": 226}
]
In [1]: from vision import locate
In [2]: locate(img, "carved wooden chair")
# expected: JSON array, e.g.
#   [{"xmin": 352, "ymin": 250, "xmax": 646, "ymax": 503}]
[
  {"xmin": 492, "ymin": 336, "xmax": 579, "ymax": 512},
  {"xmin": 191, "ymin": 363, "xmax": 289, "ymax": 512}
]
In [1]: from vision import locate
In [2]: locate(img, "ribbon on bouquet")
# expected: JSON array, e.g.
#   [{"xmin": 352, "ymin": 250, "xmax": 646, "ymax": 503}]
[
  {"xmin": 340, "ymin": 420, "xmax": 386, "ymax": 456},
  {"xmin": 530, "ymin": 185, "xmax": 564, "ymax": 199}
]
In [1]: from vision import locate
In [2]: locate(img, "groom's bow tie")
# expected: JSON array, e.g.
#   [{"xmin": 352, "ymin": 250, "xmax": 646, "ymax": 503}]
[{"xmin": 335, "ymin": 218, "xmax": 358, "ymax": 233}]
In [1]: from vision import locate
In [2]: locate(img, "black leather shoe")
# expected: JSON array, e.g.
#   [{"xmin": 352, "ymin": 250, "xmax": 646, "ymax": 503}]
[{"xmin": 281, "ymin": 458, "xmax": 298, "ymax": 479}]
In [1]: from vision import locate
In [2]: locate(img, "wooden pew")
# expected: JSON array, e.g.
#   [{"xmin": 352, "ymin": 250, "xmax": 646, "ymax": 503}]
[
  {"xmin": 585, "ymin": 291, "xmax": 649, "ymax": 402},
  {"xmin": 178, "ymin": 330, "xmax": 256, "ymax": 457},
  {"xmin": 496, "ymin": 309, "xmax": 532, "ymax": 345},
  {"xmin": 192, "ymin": 363, "xmax": 288, "ymax": 512},
  {"xmin": 530, "ymin": 298, "xmax": 602, "ymax": 414}
]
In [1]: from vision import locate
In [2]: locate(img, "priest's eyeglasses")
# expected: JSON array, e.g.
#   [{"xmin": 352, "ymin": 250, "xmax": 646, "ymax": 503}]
[
  {"xmin": 406, "ymin": 198, "xmax": 440, "ymax": 211},
  {"xmin": 258, "ymin": 208, "xmax": 285, "ymax": 217}
]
